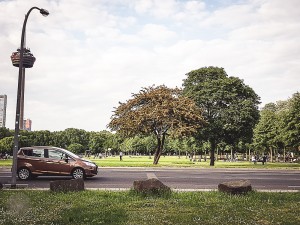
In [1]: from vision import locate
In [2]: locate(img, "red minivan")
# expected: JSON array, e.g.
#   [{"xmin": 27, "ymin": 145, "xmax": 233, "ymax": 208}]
[{"xmin": 17, "ymin": 146, "xmax": 98, "ymax": 180}]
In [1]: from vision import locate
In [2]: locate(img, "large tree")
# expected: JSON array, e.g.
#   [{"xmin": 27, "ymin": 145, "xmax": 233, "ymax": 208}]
[
  {"xmin": 108, "ymin": 85, "xmax": 205, "ymax": 164},
  {"xmin": 253, "ymin": 103, "xmax": 280, "ymax": 158},
  {"xmin": 183, "ymin": 67, "xmax": 260, "ymax": 166},
  {"xmin": 282, "ymin": 92, "xmax": 300, "ymax": 150}
]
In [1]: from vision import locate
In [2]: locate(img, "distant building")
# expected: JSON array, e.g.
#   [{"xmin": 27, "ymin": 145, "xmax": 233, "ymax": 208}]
[
  {"xmin": 23, "ymin": 118, "xmax": 32, "ymax": 131},
  {"xmin": 0, "ymin": 95, "xmax": 7, "ymax": 128}
]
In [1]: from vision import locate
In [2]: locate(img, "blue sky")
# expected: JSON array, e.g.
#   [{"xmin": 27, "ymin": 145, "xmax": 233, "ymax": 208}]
[{"xmin": 0, "ymin": 0, "xmax": 299, "ymax": 131}]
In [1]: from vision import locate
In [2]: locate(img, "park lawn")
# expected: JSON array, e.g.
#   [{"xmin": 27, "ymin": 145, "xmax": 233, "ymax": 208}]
[
  {"xmin": 0, "ymin": 160, "xmax": 11, "ymax": 166},
  {"xmin": 1, "ymin": 156, "xmax": 300, "ymax": 169},
  {"xmin": 0, "ymin": 190, "xmax": 299, "ymax": 225},
  {"xmin": 90, "ymin": 156, "xmax": 300, "ymax": 169}
]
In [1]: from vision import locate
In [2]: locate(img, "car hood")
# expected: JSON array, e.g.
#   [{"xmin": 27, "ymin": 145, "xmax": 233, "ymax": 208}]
[{"xmin": 82, "ymin": 159, "xmax": 97, "ymax": 165}]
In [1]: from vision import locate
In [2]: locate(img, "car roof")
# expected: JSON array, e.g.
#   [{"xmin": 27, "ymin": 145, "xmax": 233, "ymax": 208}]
[
  {"xmin": 20, "ymin": 146, "xmax": 64, "ymax": 150},
  {"xmin": 21, "ymin": 146, "xmax": 52, "ymax": 149}
]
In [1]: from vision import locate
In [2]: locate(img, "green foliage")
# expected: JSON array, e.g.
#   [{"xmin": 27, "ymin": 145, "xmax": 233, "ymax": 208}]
[
  {"xmin": 282, "ymin": 92, "xmax": 300, "ymax": 148},
  {"xmin": 22, "ymin": 130, "xmax": 52, "ymax": 147},
  {"xmin": 104, "ymin": 132, "xmax": 123, "ymax": 152},
  {"xmin": 88, "ymin": 131, "xmax": 109, "ymax": 153},
  {"xmin": 253, "ymin": 105, "xmax": 278, "ymax": 152},
  {"xmin": 0, "ymin": 136, "xmax": 14, "ymax": 154},
  {"xmin": 63, "ymin": 128, "xmax": 90, "ymax": 149},
  {"xmin": 183, "ymin": 66, "xmax": 260, "ymax": 165},
  {"xmin": 0, "ymin": 90, "xmax": 297, "ymax": 159},
  {"xmin": 253, "ymin": 92, "xmax": 300, "ymax": 153},
  {"xmin": 0, "ymin": 127, "xmax": 12, "ymax": 139},
  {"xmin": 67, "ymin": 143, "xmax": 85, "ymax": 154}
]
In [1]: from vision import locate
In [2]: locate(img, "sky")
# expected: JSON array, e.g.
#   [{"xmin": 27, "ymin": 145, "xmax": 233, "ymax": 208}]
[{"xmin": 0, "ymin": 0, "xmax": 299, "ymax": 132}]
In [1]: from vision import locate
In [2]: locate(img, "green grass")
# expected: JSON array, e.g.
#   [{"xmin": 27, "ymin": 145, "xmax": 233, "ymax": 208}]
[
  {"xmin": 91, "ymin": 155, "xmax": 300, "ymax": 169},
  {"xmin": 0, "ymin": 190, "xmax": 299, "ymax": 225},
  {"xmin": 0, "ymin": 160, "xmax": 11, "ymax": 166},
  {"xmin": 1, "ymin": 156, "xmax": 300, "ymax": 169}
]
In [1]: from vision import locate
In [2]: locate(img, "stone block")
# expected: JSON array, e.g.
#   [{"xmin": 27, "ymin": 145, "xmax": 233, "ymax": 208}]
[
  {"xmin": 133, "ymin": 178, "xmax": 171, "ymax": 194},
  {"xmin": 218, "ymin": 179, "xmax": 252, "ymax": 195}
]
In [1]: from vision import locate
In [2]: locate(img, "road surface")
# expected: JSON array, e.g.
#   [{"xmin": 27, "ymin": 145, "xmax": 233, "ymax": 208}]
[{"xmin": 1, "ymin": 167, "xmax": 299, "ymax": 191}]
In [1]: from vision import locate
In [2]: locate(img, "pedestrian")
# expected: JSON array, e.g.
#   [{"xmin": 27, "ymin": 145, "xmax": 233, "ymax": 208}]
[
  {"xmin": 120, "ymin": 151, "xmax": 123, "ymax": 161},
  {"xmin": 251, "ymin": 155, "xmax": 257, "ymax": 164},
  {"xmin": 262, "ymin": 155, "xmax": 267, "ymax": 165}
]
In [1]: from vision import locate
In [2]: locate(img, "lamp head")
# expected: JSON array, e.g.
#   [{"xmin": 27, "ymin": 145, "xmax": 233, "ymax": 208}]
[{"xmin": 40, "ymin": 8, "xmax": 49, "ymax": 17}]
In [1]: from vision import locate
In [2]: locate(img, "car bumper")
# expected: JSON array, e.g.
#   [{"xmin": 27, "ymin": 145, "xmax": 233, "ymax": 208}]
[{"xmin": 85, "ymin": 166, "xmax": 98, "ymax": 177}]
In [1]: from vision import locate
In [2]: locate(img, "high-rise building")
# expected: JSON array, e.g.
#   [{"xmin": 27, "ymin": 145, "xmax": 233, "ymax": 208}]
[
  {"xmin": 0, "ymin": 95, "xmax": 7, "ymax": 128},
  {"xmin": 23, "ymin": 118, "xmax": 32, "ymax": 131}
]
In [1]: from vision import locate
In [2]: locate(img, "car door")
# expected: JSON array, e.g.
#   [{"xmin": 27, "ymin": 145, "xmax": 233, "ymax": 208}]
[
  {"xmin": 26, "ymin": 148, "xmax": 46, "ymax": 173},
  {"xmin": 43, "ymin": 149, "xmax": 72, "ymax": 175}
]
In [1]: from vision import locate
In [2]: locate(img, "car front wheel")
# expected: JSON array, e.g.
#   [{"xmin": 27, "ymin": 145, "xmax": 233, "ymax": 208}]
[
  {"xmin": 17, "ymin": 168, "xmax": 31, "ymax": 180},
  {"xmin": 72, "ymin": 168, "xmax": 85, "ymax": 179}
]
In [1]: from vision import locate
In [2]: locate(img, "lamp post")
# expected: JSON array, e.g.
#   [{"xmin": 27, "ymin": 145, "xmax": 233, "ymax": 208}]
[{"xmin": 11, "ymin": 7, "xmax": 49, "ymax": 188}]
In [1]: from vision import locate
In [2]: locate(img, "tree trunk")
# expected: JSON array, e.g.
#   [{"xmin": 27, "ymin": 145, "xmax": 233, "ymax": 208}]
[
  {"xmin": 270, "ymin": 147, "xmax": 273, "ymax": 163},
  {"xmin": 153, "ymin": 133, "xmax": 166, "ymax": 165},
  {"xmin": 210, "ymin": 140, "xmax": 216, "ymax": 166},
  {"xmin": 153, "ymin": 150, "xmax": 161, "ymax": 164}
]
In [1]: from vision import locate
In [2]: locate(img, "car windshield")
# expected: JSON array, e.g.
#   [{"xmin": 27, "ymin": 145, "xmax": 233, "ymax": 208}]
[{"xmin": 56, "ymin": 148, "xmax": 80, "ymax": 159}]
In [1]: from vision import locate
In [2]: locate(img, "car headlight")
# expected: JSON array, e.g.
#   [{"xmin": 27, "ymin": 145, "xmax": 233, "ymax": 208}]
[{"xmin": 83, "ymin": 161, "xmax": 96, "ymax": 167}]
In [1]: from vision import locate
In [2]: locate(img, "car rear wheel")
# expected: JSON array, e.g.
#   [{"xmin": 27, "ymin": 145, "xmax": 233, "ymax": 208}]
[
  {"xmin": 17, "ymin": 168, "xmax": 31, "ymax": 180},
  {"xmin": 72, "ymin": 168, "xmax": 85, "ymax": 179}
]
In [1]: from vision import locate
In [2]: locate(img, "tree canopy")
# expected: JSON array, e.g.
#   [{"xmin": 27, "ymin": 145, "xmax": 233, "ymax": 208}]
[
  {"xmin": 108, "ymin": 85, "xmax": 205, "ymax": 164},
  {"xmin": 183, "ymin": 67, "xmax": 260, "ymax": 166}
]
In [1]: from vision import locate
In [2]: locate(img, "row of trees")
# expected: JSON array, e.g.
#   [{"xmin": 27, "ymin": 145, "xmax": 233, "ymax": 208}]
[
  {"xmin": 0, "ymin": 127, "xmax": 260, "ymax": 157},
  {"xmin": 1, "ymin": 67, "xmax": 299, "ymax": 165},
  {"xmin": 0, "ymin": 128, "xmax": 119, "ymax": 155},
  {"xmin": 253, "ymin": 92, "xmax": 300, "ymax": 159}
]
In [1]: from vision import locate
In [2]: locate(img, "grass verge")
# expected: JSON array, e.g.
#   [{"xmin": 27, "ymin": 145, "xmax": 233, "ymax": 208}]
[{"xmin": 0, "ymin": 190, "xmax": 299, "ymax": 225}]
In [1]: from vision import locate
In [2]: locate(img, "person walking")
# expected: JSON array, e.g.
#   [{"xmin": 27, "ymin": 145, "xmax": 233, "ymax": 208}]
[
  {"xmin": 120, "ymin": 151, "xmax": 123, "ymax": 161},
  {"xmin": 262, "ymin": 155, "xmax": 267, "ymax": 165}
]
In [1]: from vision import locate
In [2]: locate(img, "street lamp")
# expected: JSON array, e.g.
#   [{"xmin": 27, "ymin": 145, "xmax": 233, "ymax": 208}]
[{"xmin": 10, "ymin": 7, "xmax": 49, "ymax": 188}]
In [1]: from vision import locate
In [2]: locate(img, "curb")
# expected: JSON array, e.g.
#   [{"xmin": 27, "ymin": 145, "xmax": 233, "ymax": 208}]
[{"xmin": 1, "ymin": 187, "xmax": 299, "ymax": 192}]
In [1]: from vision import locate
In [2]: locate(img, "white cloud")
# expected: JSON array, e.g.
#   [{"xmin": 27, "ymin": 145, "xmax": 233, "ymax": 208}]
[
  {"xmin": 0, "ymin": 0, "xmax": 299, "ymax": 131},
  {"xmin": 133, "ymin": 0, "xmax": 179, "ymax": 18},
  {"xmin": 138, "ymin": 24, "xmax": 176, "ymax": 42}
]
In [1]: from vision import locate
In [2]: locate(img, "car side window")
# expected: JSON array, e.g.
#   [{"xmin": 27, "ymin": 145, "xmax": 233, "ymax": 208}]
[
  {"xmin": 32, "ymin": 149, "xmax": 44, "ymax": 158},
  {"xmin": 48, "ymin": 149, "xmax": 64, "ymax": 160},
  {"xmin": 22, "ymin": 149, "xmax": 33, "ymax": 156}
]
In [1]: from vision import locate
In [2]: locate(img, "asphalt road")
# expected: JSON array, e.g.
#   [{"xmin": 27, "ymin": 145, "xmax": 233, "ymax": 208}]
[{"xmin": 1, "ymin": 167, "xmax": 300, "ymax": 191}]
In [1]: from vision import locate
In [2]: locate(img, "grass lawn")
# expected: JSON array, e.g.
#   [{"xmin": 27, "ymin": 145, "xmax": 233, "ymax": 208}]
[
  {"xmin": 1, "ymin": 156, "xmax": 300, "ymax": 169},
  {"xmin": 0, "ymin": 190, "xmax": 299, "ymax": 225},
  {"xmin": 90, "ymin": 155, "xmax": 300, "ymax": 169}
]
